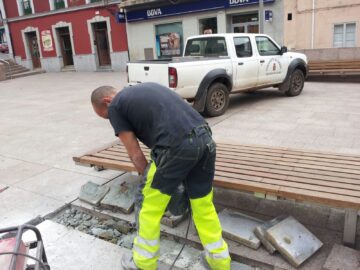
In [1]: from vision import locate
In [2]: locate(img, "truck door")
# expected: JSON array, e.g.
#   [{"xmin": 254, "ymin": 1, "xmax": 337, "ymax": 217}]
[
  {"xmin": 233, "ymin": 36, "xmax": 259, "ymax": 90},
  {"xmin": 255, "ymin": 36, "xmax": 289, "ymax": 86}
]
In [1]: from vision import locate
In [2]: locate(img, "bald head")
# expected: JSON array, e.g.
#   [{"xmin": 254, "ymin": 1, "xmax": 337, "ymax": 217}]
[
  {"xmin": 91, "ymin": 86, "xmax": 117, "ymax": 107},
  {"xmin": 91, "ymin": 85, "xmax": 117, "ymax": 119}
]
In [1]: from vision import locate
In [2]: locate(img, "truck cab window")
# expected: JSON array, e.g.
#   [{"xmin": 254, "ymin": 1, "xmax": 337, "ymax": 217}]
[
  {"xmin": 184, "ymin": 37, "xmax": 228, "ymax": 57},
  {"xmin": 255, "ymin": 36, "xmax": 280, "ymax": 56},
  {"xmin": 234, "ymin": 37, "xmax": 252, "ymax": 58}
]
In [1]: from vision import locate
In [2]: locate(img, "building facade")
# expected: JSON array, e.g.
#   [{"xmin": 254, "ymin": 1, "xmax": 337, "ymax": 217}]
[
  {"xmin": 121, "ymin": 0, "xmax": 284, "ymax": 61},
  {"xmin": 284, "ymin": 0, "xmax": 360, "ymax": 50},
  {"xmin": 0, "ymin": 0, "xmax": 128, "ymax": 71}
]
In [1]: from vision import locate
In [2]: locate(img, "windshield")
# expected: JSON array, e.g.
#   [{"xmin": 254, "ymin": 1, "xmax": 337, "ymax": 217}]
[{"xmin": 184, "ymin": 37, "xmax": 228, "ymax": 57}]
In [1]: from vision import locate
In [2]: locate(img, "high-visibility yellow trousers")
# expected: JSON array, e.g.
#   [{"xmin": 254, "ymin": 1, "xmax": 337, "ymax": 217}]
[
  {"xmin": 133, "ymin": 162, "xmax": 171, "ymax": 270},
  {"xmin": 133, "ymin": 162, "xmax": 231, "ymax": 270},
  {"xmin": 191, "ymin": 191, "xmax": 231, "ymax": 270}
]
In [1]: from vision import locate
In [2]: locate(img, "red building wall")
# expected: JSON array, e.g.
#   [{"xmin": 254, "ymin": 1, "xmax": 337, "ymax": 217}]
[
  {"xmin": 3, "ymin": 0, "xmax": 19, "ymax": 18},
  {"xmin": 33, "ymin": 0, "xmax": 50, "ymax": 13},
  {"xmin": 68, "ymin": 0, "xmax": 86, "ymax": 8},
  {"xmin": 8, "ymin": 6, "xmax": 128, "ymax": 59}
]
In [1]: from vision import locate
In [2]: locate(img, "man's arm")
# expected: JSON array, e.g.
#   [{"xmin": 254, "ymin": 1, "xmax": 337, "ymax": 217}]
[{"xmin": 118, "ymin": 131, "xmax": 148, "ymax": 175}]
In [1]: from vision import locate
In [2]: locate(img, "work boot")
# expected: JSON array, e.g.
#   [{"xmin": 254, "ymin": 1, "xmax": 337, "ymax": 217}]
[{"xmin": 121, "ymin": 253, "xmax": 139, "ymax": 270}]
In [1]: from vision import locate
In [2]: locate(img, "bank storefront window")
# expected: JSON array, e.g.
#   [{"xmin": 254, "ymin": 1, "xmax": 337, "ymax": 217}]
[{"xmin": 155, "ymin": 22, "xmax": 183, "ymax": 58}]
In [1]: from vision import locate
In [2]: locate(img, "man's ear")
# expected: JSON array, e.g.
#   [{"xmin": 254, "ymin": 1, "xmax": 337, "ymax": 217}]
[{"xmin": 103, "ymin": 96, "xmax": 113, "ymax": 106}]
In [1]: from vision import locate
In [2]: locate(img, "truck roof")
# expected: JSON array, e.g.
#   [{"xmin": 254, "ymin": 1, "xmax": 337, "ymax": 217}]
[{"xmin": 187, "ymin": 33, "xmax": 269, "ymax": 39}]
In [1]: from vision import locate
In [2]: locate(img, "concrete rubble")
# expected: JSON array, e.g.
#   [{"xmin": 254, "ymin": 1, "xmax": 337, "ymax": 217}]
[
  {"xmin": 54, "ymin": 207, "xmax": 134, "ymax": 246},
  {"xmin": 265, "ymin": 216, "xmax": 323, "ymax": 267}
]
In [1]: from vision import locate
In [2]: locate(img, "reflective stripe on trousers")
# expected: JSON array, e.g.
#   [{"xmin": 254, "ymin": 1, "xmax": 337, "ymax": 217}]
[
  {"xmin": 190, "ymin": 191, "xmax": 231, "ymax": 270},
  {"xmin": 133, "ymin": 162, "xmax": 171, "ymax": 270}
]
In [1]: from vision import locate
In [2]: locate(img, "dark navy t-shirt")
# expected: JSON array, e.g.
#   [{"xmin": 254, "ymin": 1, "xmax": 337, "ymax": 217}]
[{"xmin": 108, "ymin": 82, "xmax": 206, "ymax": 149}]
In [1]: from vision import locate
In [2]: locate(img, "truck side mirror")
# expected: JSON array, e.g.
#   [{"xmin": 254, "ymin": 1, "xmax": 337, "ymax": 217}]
[{"xmin": 280, "ymin": 46, "xmax": 288, "ymax": 55}]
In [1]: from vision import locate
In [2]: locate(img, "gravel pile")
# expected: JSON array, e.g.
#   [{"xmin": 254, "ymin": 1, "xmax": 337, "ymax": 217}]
[{"xmin": 54, "ymin": 208, "xmax": 136, "ymax": 248}]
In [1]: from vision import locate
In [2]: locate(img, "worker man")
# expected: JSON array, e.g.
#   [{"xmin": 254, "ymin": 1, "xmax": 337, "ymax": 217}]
[{"xmin": 91, "ymin": 82, "xmax": 231, "ymax": 270}]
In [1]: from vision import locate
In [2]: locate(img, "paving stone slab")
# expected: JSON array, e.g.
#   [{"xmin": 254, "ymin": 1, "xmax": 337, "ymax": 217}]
[
  {"xmin": 323, "ymin": 243, "xmax": 360, "ymax": 270},
  {"xmin": 254, "ymin": 216, "xmax": 287, "ymax": 254},
  {"xmin": 0, "ymin": 187, "xmax": 64, "ymax": 228},
  {"xmin": 79, "ymin": 181, "xmax": 110, "ymax": 206},
  {"xmin": 22, "ymin": 220, "xmax": 183, "ymax": 270},
  {"xmin": 219, "ymin": 209, "xmax": 263, "ymax": 250},
  {"xmin": 100, "ymin": 176, "xmax": 142, "ymax": 213},
  {"xmin": 265, "ymin": 216, "xmax": 323, "ymax": 268}
]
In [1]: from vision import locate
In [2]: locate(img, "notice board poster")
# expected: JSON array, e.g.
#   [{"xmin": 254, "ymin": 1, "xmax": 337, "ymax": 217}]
[
  {"xmin": 156, "ymin": 32, "xmax": 181, "ymax": 57},
  {"xmin": 41, "ymin": 30, "xmax": 54, "ymax": 52}
]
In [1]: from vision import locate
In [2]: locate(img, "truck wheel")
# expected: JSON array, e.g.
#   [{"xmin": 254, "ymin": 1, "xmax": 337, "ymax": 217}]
[
  {"xmin": 285, "ymin": 69, "xmax": 305, "ymax": 97},
  {"xmin": 204, "ymin": 83, "xmax": 229, "ymax": 117}
]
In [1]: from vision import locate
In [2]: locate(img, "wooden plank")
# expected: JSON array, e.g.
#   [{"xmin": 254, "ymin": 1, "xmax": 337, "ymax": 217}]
[
  {"xmin": 73, "ymin": 140, "xmax": 119, "ymax": 161},
  {"xmin": 217, "ymin": 145, "xmax": 360, "ymax": 166},
  {"xmin": 215, "ymin": 155, "xmax": 360, "ymax": 178},
  {"xmin": 278, "ymin": 187, "xmax": 360, "ymax": 209},
  {"xmin": 260, "ymin": 177, "xmax": 360, "ymax": 198},
  {"xmin": 217, "ymin": 143, "xmax": 360, "ymax": 161},
  {"xmin": 215, "ymin": 171, "xmax": 360, "ymax": 198},
  {"xmin": 217, "ymin": 161, "xmax": 360, "ymax": 185},
  {"xmin": 217, "ymin": 164, "xmax": 360, "ymax": 191},
  {"xmin": 78, "ymin": 156, "xmax": 136, "ymax": 172},
  {"xmin": 216, "ymin": 148, "xmax": 360, "ymax": 170},
  {"xmin": 213, "ymin": 176, "xmax": 280, "ymax": 194}
]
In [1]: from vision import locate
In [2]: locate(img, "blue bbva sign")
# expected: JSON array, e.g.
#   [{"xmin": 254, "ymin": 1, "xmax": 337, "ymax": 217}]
[{"xmin": 126, "ymin": 0, "xmax": 275, "ymax": 22}]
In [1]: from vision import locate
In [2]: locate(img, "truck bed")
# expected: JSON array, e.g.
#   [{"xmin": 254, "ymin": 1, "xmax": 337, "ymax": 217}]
[{"xmin": 129, "ymin": 56, "xmax": 230, "ymax": 64}]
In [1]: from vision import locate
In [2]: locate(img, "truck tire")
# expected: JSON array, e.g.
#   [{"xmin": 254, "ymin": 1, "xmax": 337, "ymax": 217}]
[
  {"xmin": 285, "ymin": 69, "xmax": 305, "ymax": 97},
  {"xmin": 204, "ymin": 82, "xmax": 229, "ymax": 117}
]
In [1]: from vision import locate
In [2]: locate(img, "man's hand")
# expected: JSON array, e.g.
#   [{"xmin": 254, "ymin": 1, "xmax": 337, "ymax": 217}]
[{"xmin": 118, "ymin": 131, "xmax": 148, "ymax": 175}]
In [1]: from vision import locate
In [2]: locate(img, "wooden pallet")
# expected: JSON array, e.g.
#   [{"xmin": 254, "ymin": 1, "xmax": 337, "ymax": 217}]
[{"xmin": 73, "ymin": 141, "xmax": 360, "ymax": 246}]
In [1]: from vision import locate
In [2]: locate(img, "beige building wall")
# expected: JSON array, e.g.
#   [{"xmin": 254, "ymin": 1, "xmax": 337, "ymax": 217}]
[{"xmin": 284, "ymin": 0, "xmax": 360, "ymax": 50}]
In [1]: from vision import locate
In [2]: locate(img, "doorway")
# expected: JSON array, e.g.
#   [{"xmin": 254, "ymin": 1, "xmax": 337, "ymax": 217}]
[
  {"xmin": 92, "ymin": 22, "xmax": 111, "ymax": 66},
  {"xmin": 232, "ymin": 13, "xmax": 259, "ymax": 34},
  {"xmin": 57, "ymin": 27, "xmax": 74, "ymax": 66},
  {"xmin": 26, "ymin": 32, "xmax": 41, "ymax": 68}
]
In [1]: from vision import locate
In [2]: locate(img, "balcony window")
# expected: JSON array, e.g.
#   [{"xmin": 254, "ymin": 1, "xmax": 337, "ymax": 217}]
[
  {"xmin": 22, "ymin": 0, "xmax": 32, "ymax": 15},
  {"xmin": 54, "ymin": 0, "xmax": 66, "ymax": 9}
]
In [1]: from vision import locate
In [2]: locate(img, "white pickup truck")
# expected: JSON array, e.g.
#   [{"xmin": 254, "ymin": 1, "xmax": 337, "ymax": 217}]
[{"xmin": 127, "ymin": 33, "xmax": 308, "ymax": 117}]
